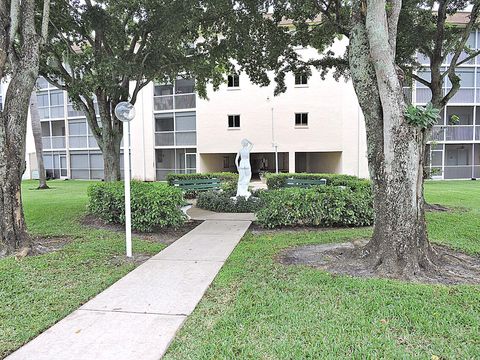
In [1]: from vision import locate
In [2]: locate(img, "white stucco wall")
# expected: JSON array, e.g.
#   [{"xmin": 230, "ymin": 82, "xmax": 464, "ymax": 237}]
[{"xmin": 195, "ymin": 42, "xmax": 369, "ymax": 177}]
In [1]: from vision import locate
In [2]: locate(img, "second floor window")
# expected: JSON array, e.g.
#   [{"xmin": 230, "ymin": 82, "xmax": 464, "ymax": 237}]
[
  {"xmin": 295, "ymin": 113, "xmax": 308, "ymax": 126},
  {"xmin": 228, "ymin": 115, "xmax": 240, "ymax": 128},
  {"xmin": 228, "ymin": 74, "xmax": 240, "ymax": 88},
  {"xmin": 295, "ymin": 74, "xmax": 308, "ymax": 85}
]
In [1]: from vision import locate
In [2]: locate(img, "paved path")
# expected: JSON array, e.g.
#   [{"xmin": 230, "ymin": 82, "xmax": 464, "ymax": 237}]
[
  {"xmin": 187, "ymin": 206, "xmax": 256, "ymax": 221},
  {"xmin": 7, "ymin": 215, "xmax": 252, "ymax": 360}
]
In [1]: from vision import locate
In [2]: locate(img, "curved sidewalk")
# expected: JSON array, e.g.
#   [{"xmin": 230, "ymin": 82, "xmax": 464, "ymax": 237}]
[{"xmin": 7, "ymin": 213, "xmax": 252, "ymax": 360}]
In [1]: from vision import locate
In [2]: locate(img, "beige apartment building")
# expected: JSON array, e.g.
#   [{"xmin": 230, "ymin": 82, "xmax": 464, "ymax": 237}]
[
  {"xmin": 15, "ymin": 34, "xmax": 480, "ymax": 182},
  {"xmin": 18, "ymin": 43, "xmax": 370, "ymax": 182}
]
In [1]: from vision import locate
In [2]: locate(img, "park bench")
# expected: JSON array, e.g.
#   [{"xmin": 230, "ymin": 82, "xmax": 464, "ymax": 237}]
[
  {"xmin": 172, "ymin": 178, "xmax": 221, "ymax": 192},
  {"xmin": 285, "ymin": 178, "xmax": 327, "ymax": 188}
]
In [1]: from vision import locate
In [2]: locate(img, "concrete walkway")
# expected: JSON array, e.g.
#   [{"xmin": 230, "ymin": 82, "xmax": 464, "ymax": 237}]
[
  {"xmin": 7, "ymin": 215, "xmax": 252, "ymax": 360},
  {"xmin": 187, "ymin": 206, "xmax": 256, "ymax": 221}
]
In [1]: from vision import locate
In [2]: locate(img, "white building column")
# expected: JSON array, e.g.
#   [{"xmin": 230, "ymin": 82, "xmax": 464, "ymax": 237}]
[
  {"xmin": 130, "ymin": 82, "xmax": 156, "ymax": 181},
  {"xmin": 289, "ymin": 151, "xmax": 296, "ymax": 173}
]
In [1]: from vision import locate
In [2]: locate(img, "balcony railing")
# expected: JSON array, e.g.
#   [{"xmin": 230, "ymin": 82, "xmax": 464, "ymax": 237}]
[
  {"xmin": 155, "ymin": 131, "xmax": 196, "ymax": 147},
  {"xmin": 154, "ymin": 96, "xmax": 173, "ymax": 111},
  {"xmin": 154, "ymin": 93, "xmax": 196, "ymax": 111},
  {"xmin": 431, "ymin": 125, "xmax": 478, "ymax": 142},
  {"xmin": 68, "ymin": 135, "xmax": 100, "ymax": 149},
  {"xmin": 42, "ymin": 136, "xmax": 66, "ymax": 149},
  {"xmin": 174, "ymin": 94, "xmax": 196, "ymax": 109}
]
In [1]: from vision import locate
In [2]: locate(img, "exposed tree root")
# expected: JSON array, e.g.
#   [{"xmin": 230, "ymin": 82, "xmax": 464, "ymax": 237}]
[
  {"xmin": 425, "ymin": 203, "xmax": 450, "ymax": 212},
  {"xmin": 279, "ymin": 240, "xmax": 480, "ymax": 285}
]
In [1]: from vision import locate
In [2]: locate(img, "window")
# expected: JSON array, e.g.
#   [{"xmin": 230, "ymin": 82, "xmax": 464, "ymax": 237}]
[
  {"xmin": 155, "ymin": 113, "xmax": 174, "ymax": 132},
  {"xmin": 227, "ymin": 74, "xmax": 240, "ymax": 88},
  {"xmin": 50, "ymin": 90, "xmax": 64, "ymax": 106},
  {"xmin": 154, "ymin": 84, "xmax": 174, "ymax": 96},
  {"xmin": 295, "ymin": 113, "xmax": 308, "ymax": 126},
  {"xmin": 228, "ymin": 115, "xmax": 240, "ymax": 128},
  {"xmin": 295, "ymin": 74, "xmax": 308, "ymax": 85},
  {"xmin": 175, "ymin": 112, "xmax": 196, "ymax": 131},
  {"xmin": 175, "ymin": 78, "xmax": 195, "ymax": 94}
]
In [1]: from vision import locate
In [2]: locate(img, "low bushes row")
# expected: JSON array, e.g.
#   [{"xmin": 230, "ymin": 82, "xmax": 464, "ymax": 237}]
[
  {"xmin": 87, "ymin": 181, "xmax": 186, "ymax": 232},
  {"xmin": 265, "ymin": 173, "xmax": 370, "ymax": 191},
  {"xmin": 256, "ymin": 185, "xmax": 373, "ymax": 228},
  {"xmin": 196, "ymin": 191, "xmax": 263, "ymax": 213}
]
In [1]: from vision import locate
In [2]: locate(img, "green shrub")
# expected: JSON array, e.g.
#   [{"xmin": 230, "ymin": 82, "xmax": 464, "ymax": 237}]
[
  {"xmin": 256, "ymin": 186, "xmax": 373, "ymax": 228},
  {"xmin": 166, "ymin": 172, "xmax": 239, "ymax": 198},
  {"xmin": 166, "ymin": 172, "xmax": 238, "ymax": 186},
  {"xmin": 197, "ymin": 191, "xmax": 263, "ymax": 213},
  {"xmin": 265, "ymin": 173, "xmax": 370, "ymax": 190},
  {"xmin": 88, "ymin": 181, "xmax": 186, "ymax": 232}
]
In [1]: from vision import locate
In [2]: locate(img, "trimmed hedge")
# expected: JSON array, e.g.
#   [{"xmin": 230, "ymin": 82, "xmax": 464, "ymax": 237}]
[
  {"xmin": 256, "ymin": 185, "xmax": 373, "ymax": 228},
  {"xmin": 166, "ymin": 172, "xmax": 238, "ymax": 186},
  {"xmin": 166, "ymin": 172, "xmax": 239, "ymax": 198},
  {"xmin": 88, "ymin": 181, "xmax": 186, "ymax": 232},
  {"xmin": 266, "ymin": 173, "xmax": 370, "ymax": 191},
  {"xmin": 197, "ymin": 191, "xmax": 263, "ymax": 213}
]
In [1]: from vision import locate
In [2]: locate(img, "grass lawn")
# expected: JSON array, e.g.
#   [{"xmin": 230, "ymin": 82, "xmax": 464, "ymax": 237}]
[
  {"xmin": 0, "ymin": 180, "xmax": 165, "ymax": 358},
  {"xmin": 164, "ymin": 180, "xmax": 480, "ymax": 359}
]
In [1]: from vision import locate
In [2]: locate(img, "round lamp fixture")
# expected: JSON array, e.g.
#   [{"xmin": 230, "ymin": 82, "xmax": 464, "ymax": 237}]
[{"xmin": 115, "ymin": 102, "xmax": 135, "ymax": 123}]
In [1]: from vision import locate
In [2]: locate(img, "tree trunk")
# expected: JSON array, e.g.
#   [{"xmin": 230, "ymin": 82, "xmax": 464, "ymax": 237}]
[
  {"xmin": 0, "ymin": 111, "xmax": 30, "ymax": 255},
  {"xmin": 348, "ymin": 0, "xmax": 436, "ymax": 278},
  {"xmin": 29, "ymin": 91, "xmax": 49, "ymax": 189},
  {"xmin": 102, "ymin": 130, "xmax": 123, "ymax": 182},
  {"xmin": 0, "ymin": 0, "xmax": 43, "ymax": 255},
  {"xmin": 93, "ymin": 92, "xmax": 123, "ymax": 182}
]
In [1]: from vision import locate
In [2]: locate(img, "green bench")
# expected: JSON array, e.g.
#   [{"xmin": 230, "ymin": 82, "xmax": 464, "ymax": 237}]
[
  {"xmin": 172, "ymin": 178, "xmax": 221, "ymax": 192},
  {"xmin": 285, "ymin": 178, "xmax": 327, "ymax": 188}
]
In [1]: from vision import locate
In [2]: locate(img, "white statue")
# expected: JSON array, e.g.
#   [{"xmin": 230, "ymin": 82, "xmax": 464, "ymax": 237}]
[{"xmin": 235, "ymin": 138, "xmax": 253, "ymax": 198}]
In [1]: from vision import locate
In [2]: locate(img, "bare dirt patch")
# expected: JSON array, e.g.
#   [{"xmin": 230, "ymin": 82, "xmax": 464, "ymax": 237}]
[
  {"xmin": 279, "ymin": 240, "xmax": 480, "ymax": 285},
  {"xmin": 32, "ymin": 235, "xmax": 73, "ymax": 255},
  {"xmin": 110, "ymin": 253, "xmax": 152, "ymax": 266},
  {"xmin": 81, "ymin": 214, "xmax": 200, "ymax": 245}
]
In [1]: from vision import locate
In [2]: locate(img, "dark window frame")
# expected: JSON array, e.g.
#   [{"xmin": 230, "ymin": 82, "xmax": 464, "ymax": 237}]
[
  {"xmin": 295, "ymin": 74, "xmax": 308, "ymax": 85},
  {"xmin": 227, "ymin": 74, "xmax": 240, "ymax": 88},
  {"xmin": 228, "ymin": 114, "xmax": 241, "ymax": 128},
  {"xmin": 295, "ymin": 113, "xmax": 308, "ymax": 126}
]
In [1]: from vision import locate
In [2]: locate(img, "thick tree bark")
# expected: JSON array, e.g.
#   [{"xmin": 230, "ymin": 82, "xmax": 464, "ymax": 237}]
[
  {"xmin": 96, "ymin": 91, "xmax": 123, "ymax": 181},
  {"xmin": 0, "ymin": 0, "xmax": 41, "ymax": 255},
  {"xmin": 29, "ymin": 92, "xmax": 49, "ymax": 189},
  {"xmin": 349, "ymin": 0, "xmax": 435, "ymax": 278},
  {"xmin": 102, "ymin": 131, "xmax": 123, "ymax": 182}
]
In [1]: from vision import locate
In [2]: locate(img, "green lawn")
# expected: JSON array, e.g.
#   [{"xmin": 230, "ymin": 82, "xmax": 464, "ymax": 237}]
[
  {"xmin": 164, "ymin": 180, "xmax": 480, "ymax": 359},
  {"xmin": 0, "ymin": 180, "xmax": 165, "ymax": 358},
  {"xmin": 1, "ymin": 180, "xmax": 479, "ymax": 359}
]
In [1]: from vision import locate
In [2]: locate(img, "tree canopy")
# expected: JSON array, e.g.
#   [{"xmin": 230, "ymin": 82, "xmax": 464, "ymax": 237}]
[{"xmin": 41, "ymin": 0, "xmax": 234, "ymax": 180}]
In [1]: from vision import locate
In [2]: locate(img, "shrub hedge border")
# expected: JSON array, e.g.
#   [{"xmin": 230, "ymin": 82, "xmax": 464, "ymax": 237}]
[
  {"xmin": 265, "ymin": 173, "xmax": 370, "ymax": 191},
  {"xmin": 87, "ymin": 181, "xmax": 186, "ymax": 232}
]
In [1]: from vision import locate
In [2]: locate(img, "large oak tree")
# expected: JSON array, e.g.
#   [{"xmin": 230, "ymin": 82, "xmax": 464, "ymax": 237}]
[
  {"xmin": 224, "ymin": 0, "xmax": 479, "ymax": 278},
  {"xmin": 0, "ymin": 0, "xmax": 50, "ymax": 255},
  {"xmin": 41, "ymin": 0, "xmax": 232, "ymax": 181}
]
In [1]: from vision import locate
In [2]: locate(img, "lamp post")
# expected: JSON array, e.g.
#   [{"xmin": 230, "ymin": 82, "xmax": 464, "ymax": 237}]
[
  {"xmin": 114, "ymin": 101, "xmax": 135, "ymax": 258},
  {"xmin": 267, "ymin": 97, "xmax": 279, "ymax": 174}
]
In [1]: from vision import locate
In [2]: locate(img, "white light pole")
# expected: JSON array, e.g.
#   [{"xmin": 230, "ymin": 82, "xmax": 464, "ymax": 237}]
[
  {"xmin": 267, "ymin": 97, "xmax": 279, "ymax": 174},
  {"xmin": 115, "ymin": 102, "xmax": 135, "ymax": 258}
]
